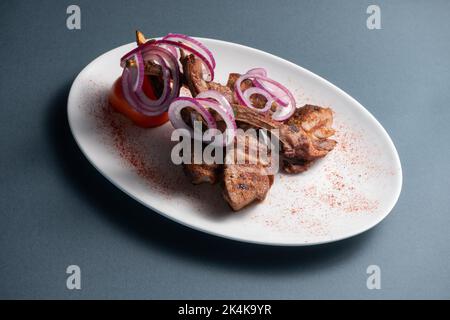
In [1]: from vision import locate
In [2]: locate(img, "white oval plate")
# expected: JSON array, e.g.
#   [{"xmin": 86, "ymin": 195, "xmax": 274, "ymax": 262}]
[{"xmin": 68, "ymin": 38, "xmax": 402, "ymax": 246}]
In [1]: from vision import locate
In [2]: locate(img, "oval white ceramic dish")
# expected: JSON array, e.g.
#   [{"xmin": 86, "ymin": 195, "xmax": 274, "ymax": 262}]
[{"xmin": 68, "ymin": 38, "xmax": 402, "ymax": 246}]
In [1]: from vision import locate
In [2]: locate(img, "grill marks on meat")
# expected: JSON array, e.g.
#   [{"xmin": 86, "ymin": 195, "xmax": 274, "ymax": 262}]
[
  {"xmin": 223, "ymin": 134, "xmax": 273, "ymax": 211},
  {"xmin": 223, "ymin": 164, "xmax": 272, "ymax": 211}
]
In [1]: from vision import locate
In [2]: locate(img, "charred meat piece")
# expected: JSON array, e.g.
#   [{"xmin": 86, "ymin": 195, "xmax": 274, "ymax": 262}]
[
  {"xmin": 223, "ymin": 134, "xmax": 273, "ymax": 211},
  {"xmin": 226, "ymin": 73, "xmax": 241, "ymax": 89},
  {"xmin": 282, "ymin": 159, "xmax": 313, "ymax": 174},
  {"xmin": 230, "ymin": 104, "xmax": 336, "ymax": 173},
  {"xmin": 181, "ymin": 54, "xmax": 209, "ymax": 95},
  {"xmin": 279, "ymin": 124, "xmax": 332, "ymax": 162},
  {"xmin": 182, "ymin": 139, "xmax": 222, "ymax": 185},
  {"xmin": 287, "ymin": 105, "xmax": 335, "ymax": 140},
  {"xmin": 184, "ymin": 162, "xmax": 221, "ymax": 184},
  {"xmin": 223, "ymin": 164, "xmax": 272, "ymax": 211},
  {"xmin": 226, "ymin": 72, "xmax": 252, "ymax": 93},
  {"xmin": 207, "ymin": 82, "xmax": 234, "ymax": 105},
  {"xmin": 144, "ymin": 60, "xmax": 163, "ymax": 77},
  {"xmin": 232, "ymin": 103, "xmax": 282, "ymax": 129},
  {"xmin": 181, "ymin": 102, "xmax": 336, "ymax": 176},
  {"xmin": 181, "ymin": 54, "xmax": 234, "ymax": 101},
  {"xmin": 281, "ymin": 105, "xmax": 336, "ymax": 163}
]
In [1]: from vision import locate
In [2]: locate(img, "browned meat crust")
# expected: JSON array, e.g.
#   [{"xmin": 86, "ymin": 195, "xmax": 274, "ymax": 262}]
[
  {"xmin": 183, "ymin": 163, "xmax": 221, "ymax": 184},
  {"xmin": 282, "ymin": 159, "xmax": 313, "ymax": 174},
  {"xmin": 181, "ymin": 54, "xmax": 209, "ymax": 95},
  {"xmin": 222, "ymin": 134, "xmax": 273, "ymax": 211},
  {"xmin": 230, "ymin": 104, "xmax": 336, "ymax": 173},
  {"xmin": 223, "ymin": 164, "xmax": 272, "ymax": 211},
  {"xmin": 181, "ymin": 139, "xmax": 222, "ymax": 185},
  {"xmin": 181, "ymin": 54, "xmax": 234, "ymax": 101},
  {"xmin": 287, "ymin": 105, "xmax": 335, "ymax": 140},
  {"xmin": 280, "ymin": 105, "xmax": 336, "ymax": 173}
]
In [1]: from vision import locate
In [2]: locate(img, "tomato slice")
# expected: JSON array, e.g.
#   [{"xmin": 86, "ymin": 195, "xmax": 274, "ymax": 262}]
[{"xmin": 108, "ymin": 77, "xmax": 169, "ymax": 128}]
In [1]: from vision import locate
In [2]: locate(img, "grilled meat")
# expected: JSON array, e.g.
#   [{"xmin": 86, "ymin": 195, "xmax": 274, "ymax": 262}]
[
  {"xmin": 223, "ymin": 164, "xmax": 272, "ymax": 211},
  {"xmin": 184, "ymin": 162, "xmax": 221, "ymax": 184},
  {"xmin": 222, "ymin": 133, "xmax": 273, "ymax": 211},
  {"xmin": 178, "ymin": 53, "xmax": 336, "ymax": 208},
  {"xmin": 230, "ymin": 104, "xmax": 336, "ymax": 173},
  {"xmin": 181, "ymin": 54, "xmax": 234, "ymax": 102},
  {"xmin": 280, "ymin": 105, "xmax": 336, "ymax": 173}
]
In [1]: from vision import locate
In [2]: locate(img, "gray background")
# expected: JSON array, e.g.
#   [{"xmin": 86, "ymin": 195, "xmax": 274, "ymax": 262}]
[{"xmin": 1, "ymin": 0, "xmax": 449, "ymax": 299}]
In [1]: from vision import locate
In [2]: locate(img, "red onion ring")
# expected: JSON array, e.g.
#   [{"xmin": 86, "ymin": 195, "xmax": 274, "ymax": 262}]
[
  {"xmin": 242, "ymin": 87, "xmax": 273, "ymax": 113},
  {"xmin": 138, "ymin": 48, "xmax": 175, "ymax": 107},
  {"xmin": 253, "ymin": 77, "xmax": 289, "ymax": 106},
  {"xmin": 168, "ymin": 93, "xmax": 237, "ymax": 146},
  {"xmin": 196, "ymin": 90, "xmax": 237, "ymax": 146},
  {"xmin": 244, "ymin": 68, "xmax": 288, "ymax": 106},
  {"xmin": 246, "ymin": 68, "xmax": 267, "ymax": 77},
  {"xmin": 121, "ymin": 39, "xmax": 214, "ymax": 82},
  {"xmin": 196, "ymin": 90, "xmax": 234, "ymax": 121},
  {"xmin": 235, "ymin": 73, "xmax": 296, "ymax": 121},
  {"xmin": 119, "ymin": 34, "xmax": 217, "ymax": 118},
  {"xmin": 168, "ymin": 97, "xmax": 217, "ymax": 141},
  {"xmin": 163, "ymin": 33, "xmax": 216, "ymax": 69},
  {"xmin": 121, "ymin": 46, "xmax": 180, "ymax": 116}
]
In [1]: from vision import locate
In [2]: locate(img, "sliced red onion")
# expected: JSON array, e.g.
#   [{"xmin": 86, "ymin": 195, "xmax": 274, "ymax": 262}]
[
  {"xmin": 163, "ymin": 33, "xmax": 216, "ymax": 68},
  {"xmin": 119, "ymin": 33, "xmax": 217, "ymax": 119},
  {"xmin": 138, "ymin": 47, "xmax": 176, "ymax": 106},
  {"xmin": 132, "ymin": 53, "xmax": 144, "ymax": 92},
  {"xmin": 253, "ymin": 78, "xmax": 289, "ymax": 106},
  {"xmin": 121, "ymin": 67, "xmax": 166, "ymax": 116},
  {"xmin": 241, "ymin": 87, "xmax": 273, "ymax": 113},
  {"xmin": 168, "ymin": 93, "xmax": 237, "ymax": 146},
  {"xmin": 196, "ymin": 91, "xmax": 237, "ymax": 146},
  {"xmin": 157, "ymin": 43, "xmax": 179, "ymax": 60},
  {"xmin": 196, "ymin": 90, "xmax": 234, "ymax": 120},
  {"xmin": 168, "ymin": 97, "xmax": 216, "ymax": 135},
  {"xmin": 235, "ymin": 73, "xmax": 296, "ymax": 121},
  {"xmin": 245, "ymin": 68, "xmax": 288, "ymax": 106},
  {"xmin": 246, "ymin": 68, "xmax": 267, "ymax": 77},
  {"xmin": 121, "ymin": 39, "xmax": 214, "ymax": 82},
  {"xmin": 120, "ymin": 46, "xmax": 180, "ymax": 116},
  {"xmin": 156, "ymin": 39, "xmax": 214, "ymax": 82}
]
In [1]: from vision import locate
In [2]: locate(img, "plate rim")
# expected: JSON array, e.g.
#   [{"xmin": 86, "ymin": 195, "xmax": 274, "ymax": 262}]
[{"xmin": 67, "ymin": 37, "xmax": 403, "ymax": 246}]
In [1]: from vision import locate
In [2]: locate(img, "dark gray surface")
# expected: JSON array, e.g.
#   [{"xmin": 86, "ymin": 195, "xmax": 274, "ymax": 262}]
[{"xmin": 1, "ymin": 0, "xmax": 449, "ymax": 299}]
